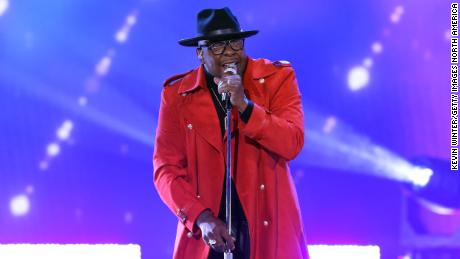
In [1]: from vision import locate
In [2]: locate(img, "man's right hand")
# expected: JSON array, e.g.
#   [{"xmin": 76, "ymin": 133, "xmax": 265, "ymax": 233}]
[{"xmin": 196, "ymin": 209, "xmax": 235, "ymax": 252}]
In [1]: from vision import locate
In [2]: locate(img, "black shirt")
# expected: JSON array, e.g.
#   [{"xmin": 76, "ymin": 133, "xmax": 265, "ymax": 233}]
[{"xmin": 204, "ymin": 70, "xmax": 253, "ymax": 223}]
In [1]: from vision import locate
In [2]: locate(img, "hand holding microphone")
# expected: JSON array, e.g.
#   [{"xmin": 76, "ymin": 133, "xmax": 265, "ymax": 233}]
[
  {"xmin": 213, "ymin": 63, "xmax": 248, "ymax": 112},
  {"xmin": 221, "ymin": 63, "xmax": 237, "ymax": 101}
]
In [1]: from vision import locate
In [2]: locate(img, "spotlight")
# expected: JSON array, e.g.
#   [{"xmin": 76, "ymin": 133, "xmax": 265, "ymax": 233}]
[
  {"xmin": 95, "ymin": 56, "xmax": 112, "ymax": 76},
  {"xmin": 0, "ymin": 244, "xmax": 141, "ymax": 259},
  {"xmin": 78, "ymin": 96, "xmax": 88, "ymax": 106},
  {"xmin": 348, "ymin": 66, "xmax": 370, "ymax": 91},
  {"xmin": 401, "ymin": 157, "xmax": 460, "ymax": 258},
  {"xmin": 10, "ymin": 194, "xmax": 30, "ymax": 216},
  {"xmin": 0, "ymin": 0, "xmax": 8, "ymax": 17},
  {"xmin": 56, "ymin": 120, "xmax": 74, "ymax": 140},
  {"xmin": 390, "ymin": 6, "xmax": 404, "ymax": 24},
  {"xmin": 39, "ymin": 160, "xmax": 49, "ymax": 170},
  {"xmin": 116, "ymin": 28, "xmax": 129, "ymax": 43},
  {"xmin": 126, "ymin": 14, "xmax": 137, "ymax": 26},
  {"xmin": 322, "ymin": 116, "xmax": 337, "ymax": 134},
  {"xmin": 46, "ymin": 142, "xmax": 60, "ymax": 157},
  {"xmin": 124, "ymin": 212, "xmax": 133, "ymax": 224},
  {"xmin": 406, "ymin": 157, "xmax": 460, "ymax": 208},
  {"xmin": 395, "ymin": 6, "xmax": 405, "ymax": 15},
  {"xmin": 371, "ymin": 42, "xmax": 383, "ymax": 54},
  {"xmin": 25, "ymin": 185, "xmax": 34, "ymax": 194},
  {"xmin": 308, "ymin": 245, "xmax": 380, "ymax": 259},
  {"xmin": 406, "ymin": 167, "xmax": 433, "ymax": 188},
  {"xmin": 363, "ymin": 57, "xmax": 373, "ymax": 68}
]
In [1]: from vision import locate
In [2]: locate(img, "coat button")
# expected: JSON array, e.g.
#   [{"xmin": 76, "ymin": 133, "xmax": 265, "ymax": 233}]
[
  {"xmin": 181, "ymin": 93, "xmax": 187, "ymax": 97},
  {"xmin": 260, "ymin": 184, "xmax": 265, "ymax": 191},
  {"xmin": 187, "ymin": 231, "xmax": 193, "ymax": 238},
  {"xmin": 263, "ymin": 220, "xmax": 269, "ymax": 227},
  {"xmin": 196, "ymin": 195, "xmax": 201, "ymax": 198},
  {"xmin": 259, "ymin": 78, "xmax": 265, "ymax": 84},
  {"xmin": 187, "ymin": 123, "xmax": 193, "ymax": 130}
]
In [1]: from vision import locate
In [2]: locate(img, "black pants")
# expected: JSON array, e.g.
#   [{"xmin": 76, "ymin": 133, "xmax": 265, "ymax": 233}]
[{"xmin": 208, "ymin": 178, "xmax": 250, "ymax": 259}]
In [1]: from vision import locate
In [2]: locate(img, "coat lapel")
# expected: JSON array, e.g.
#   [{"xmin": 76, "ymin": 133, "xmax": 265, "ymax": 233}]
[{"xmin": 179, "ymin": 65, "xmax": 223, "ymax": 153}]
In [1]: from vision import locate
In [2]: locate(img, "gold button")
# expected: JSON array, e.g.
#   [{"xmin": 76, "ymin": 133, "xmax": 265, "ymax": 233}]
[
  {"xmin": 187, "ymin": 124, "xmax": 193, "ymax": 130},
  {"xmin": 181, "ymin": 93, "xmax": 187, "ymax": 97},
  {"xmin": 259, "ymin": 78, "xmax": 265, "ymax": 84},
  {"xmin": 187, "ymin": 231, "xmax": 193, "ymax": 238},
  {"xmin": 260, "ymin": 184, "xmax": 265, "ymax": 191},
  {"xmin": 263, "ymin": 220, "xmax": 269, "ymax": 227}
]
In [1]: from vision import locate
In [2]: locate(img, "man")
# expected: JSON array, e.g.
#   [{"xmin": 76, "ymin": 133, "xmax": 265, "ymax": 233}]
[{"xmin": 154, "ymin": 7, "xmax": 309, "ymax": 259}]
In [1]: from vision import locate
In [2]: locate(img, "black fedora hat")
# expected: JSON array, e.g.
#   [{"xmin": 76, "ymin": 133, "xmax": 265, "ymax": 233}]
[{"xmin": 178, "ymin": 7, "xmax": 258, "ymax": 47}]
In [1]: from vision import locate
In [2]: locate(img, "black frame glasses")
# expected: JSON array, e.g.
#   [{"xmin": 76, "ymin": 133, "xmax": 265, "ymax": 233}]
[{"xmin": 199, "ymin": 39, "xmax": 245, "ymax": 55}]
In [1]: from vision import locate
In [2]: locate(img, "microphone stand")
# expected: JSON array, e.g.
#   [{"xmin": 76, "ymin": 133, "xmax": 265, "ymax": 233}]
[{"xmin": 224, "ymin": 94, "xmax": 233, "ymax": 259}]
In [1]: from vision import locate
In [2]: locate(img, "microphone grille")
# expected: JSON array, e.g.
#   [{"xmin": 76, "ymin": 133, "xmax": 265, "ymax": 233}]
[{"xmin": 224, "ymin": 63, "xmax": 237, "ymax": 74}]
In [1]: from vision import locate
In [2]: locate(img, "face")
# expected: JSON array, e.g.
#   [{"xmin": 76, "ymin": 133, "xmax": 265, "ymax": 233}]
[{"xmin": 196, "ymin": 38, "xmax": 248, "ymax": 78}]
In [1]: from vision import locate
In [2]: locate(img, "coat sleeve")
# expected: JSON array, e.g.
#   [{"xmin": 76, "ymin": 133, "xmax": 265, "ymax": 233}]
[
  {"xmin": 239, "ymin": 67, "xmax": 305, "ymax": 161},
  {"xmin": 153, "ymin": 87, "xmax": 207, "ymax": 233}
]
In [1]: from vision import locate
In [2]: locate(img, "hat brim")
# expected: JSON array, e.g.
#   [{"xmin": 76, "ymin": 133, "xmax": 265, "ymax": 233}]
[{"xmin": 178, "ymin": 30, "xmax": 258, "ymax": 47}]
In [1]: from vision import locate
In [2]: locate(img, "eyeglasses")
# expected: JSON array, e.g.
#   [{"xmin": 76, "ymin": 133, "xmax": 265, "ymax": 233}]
[{"xmin": 199, "ymin": 39, "xmax": 245, "ymax": 55}]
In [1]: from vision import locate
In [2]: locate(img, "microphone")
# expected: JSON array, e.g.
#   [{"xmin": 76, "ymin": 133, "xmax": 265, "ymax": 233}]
[{"xmin": 222, "ymin": 63, "xmax": 237, "ymax": 101}]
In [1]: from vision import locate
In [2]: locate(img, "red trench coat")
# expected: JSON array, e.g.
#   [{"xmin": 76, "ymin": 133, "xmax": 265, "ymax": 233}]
[{"xmin": 154, "ymin": 57, "xmax": 308, "ymax": 259}]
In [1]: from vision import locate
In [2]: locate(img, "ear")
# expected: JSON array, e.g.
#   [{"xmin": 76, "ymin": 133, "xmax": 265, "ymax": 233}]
[{"xmin": 196, "ymin": 48, "xmax": 203, "ymax": 61}]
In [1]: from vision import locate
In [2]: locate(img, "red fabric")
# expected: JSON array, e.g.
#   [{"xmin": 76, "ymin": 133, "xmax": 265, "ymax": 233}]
[{"xmin": 154, "ymin": 57, "xmax": 308, "ymax": 259}]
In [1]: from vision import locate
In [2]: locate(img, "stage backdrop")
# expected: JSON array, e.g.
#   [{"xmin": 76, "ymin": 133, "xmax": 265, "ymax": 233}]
[{"xmin": 0, "ymin": 0, "xmax": 449, "ymax": 258}]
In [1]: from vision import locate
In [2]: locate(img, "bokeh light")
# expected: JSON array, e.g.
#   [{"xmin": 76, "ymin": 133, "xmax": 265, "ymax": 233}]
[
  {"xmin": 348, "ymin": 66, "xmax": 370, "ymax": 91},
  {"xmin": 0, "ymin": 0, "xmax": 9, "ymax": 17},
  {"xmin": 10, "ymin": 194, "xmax": 30, "ymax": 217}
]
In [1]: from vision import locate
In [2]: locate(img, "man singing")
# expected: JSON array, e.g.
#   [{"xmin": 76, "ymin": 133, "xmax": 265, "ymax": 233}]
[{"xmin": 154, "ymin": 7, "xmax": 309, "ymax": 259}]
